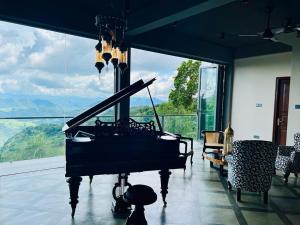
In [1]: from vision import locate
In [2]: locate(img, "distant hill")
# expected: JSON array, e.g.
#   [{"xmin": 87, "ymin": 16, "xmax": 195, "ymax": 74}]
[
  {"xmin": 0, "ymin": 124, "xmax": 64, "ymax": 162},
  {"xmin": 0, "ymin": 93, "xmax": 165, "ymax": 149},
  {"xmin": 0, "ymin": 93, "xmax": 164, "ymax": 117}
]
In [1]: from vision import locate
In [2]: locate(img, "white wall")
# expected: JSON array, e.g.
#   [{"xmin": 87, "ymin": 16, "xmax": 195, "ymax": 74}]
[
  {"xmin": 232, "ymin": 53, "xmax": 292, "ymax": 143},
  {"xmin": 284, "ymin": 44, "xmax": 300, "ymax": 144}
]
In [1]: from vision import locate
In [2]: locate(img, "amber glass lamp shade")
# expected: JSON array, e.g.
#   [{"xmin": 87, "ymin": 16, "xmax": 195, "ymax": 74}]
[
  {"xmin": 111, "ymin": 47, "xmax": 118, "ymax": 68},
  {"xmin": 95, "ymin": 41, "xmax": 102, "ymax": 52},
  {"xmin": 95, "ymin": 50, "xmax": 105, "ymax": 74},
  {"xmin": 101, "ymin": 39, "xmax": 112, "ymax": 65},
  {"xmin": 118, "ymin": 50, "xmax": 128, "ymax": 73}
]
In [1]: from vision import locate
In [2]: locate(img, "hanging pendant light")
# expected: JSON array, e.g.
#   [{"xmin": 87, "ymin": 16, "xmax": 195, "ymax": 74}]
[
  {"xmin": 95, "ymin": 50, "xmax": 105, "ymax": 74},
  {"xmin": 94, "ymin": 14, "xmax": 128, "ymax": 74},
  {"xmin": 111, "ymin": 47, "xmax": 119, "ymax": 69},
  {"xmin": 95, "ymin": 40, "xmax": 102, "ymax": 52},
  {"xmin": 101, "ymin": 32, "xmax": 112, "ymax": 65},
  {"xmin": 118, "ymin": 50, "xmax": 128, "ymax": 73}
]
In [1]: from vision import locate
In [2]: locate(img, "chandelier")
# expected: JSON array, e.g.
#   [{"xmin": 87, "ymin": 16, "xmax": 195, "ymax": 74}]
[{"xmin": 94, "ymin": 15, "xmax": 128, "ymax": 74}]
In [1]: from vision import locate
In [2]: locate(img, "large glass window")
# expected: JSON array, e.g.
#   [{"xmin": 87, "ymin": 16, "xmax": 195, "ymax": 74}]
[
  {"xmin": 0, "ymin": 20, "xmax": 220, "ymax": 165},
  {"xmin": 129, "ymin": 48, "xmax": 199, "ymax": 138},
  {"xmin": 199, "ymin": 65, "xmax": 218, "ymax": 132},
  {"xmin": 0, "ymin": 21, "xmax": 113, "ymax": 164}
]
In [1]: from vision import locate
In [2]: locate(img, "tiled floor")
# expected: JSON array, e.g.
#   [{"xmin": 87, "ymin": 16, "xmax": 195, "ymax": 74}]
[{"xmin": 1, "ymin": 143, "xmax": 300, "ymax": 225}]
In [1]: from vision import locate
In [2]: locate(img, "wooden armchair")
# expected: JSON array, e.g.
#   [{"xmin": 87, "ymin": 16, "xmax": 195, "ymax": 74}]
[{"xmin": 201, "ymin": 130, "xmax": 224, "ymax": 160}]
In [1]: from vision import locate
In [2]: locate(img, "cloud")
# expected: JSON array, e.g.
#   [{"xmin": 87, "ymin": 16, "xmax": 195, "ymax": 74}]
[
  {"xmin": 30, "ymin": 76, "xmax": 65, "ymax": 89},
  {"xmin": 131, "ymin": 48, "xmax": 185, "ymax": 75},
  {"xmin": 0, "ymin": 20, "xmax": 191, "ymax": 101},
  {"xmin": 130, "ymin": 70, "xmax": 176, "ymax": 100},
  {"xmin": 27, "ymin": 30, "xmax": 70, "ymax": 69},
  {"xmin": 0, "ymin": 43, "xmax": 19, "ymax": 69},
  {"xmin": 0, "ymin": 24, "xmax": 36, "ymax": 71},
  {"xmin": 0, "ymin": 79, "xmax": 18, "ymax": 93}
]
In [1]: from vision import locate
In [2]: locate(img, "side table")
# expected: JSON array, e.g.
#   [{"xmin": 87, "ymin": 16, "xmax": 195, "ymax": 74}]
[{"xmin": 203, "ymin": 150, "xmax": 227, "ymax": 176}]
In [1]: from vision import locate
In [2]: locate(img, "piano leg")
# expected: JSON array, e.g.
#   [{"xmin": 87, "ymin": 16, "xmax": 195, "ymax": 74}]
[
  {"xmin": 159, "ymin": 169, "xmax": 171, "ymax": 206},
  {"xmin": 67, "ymin": 176, "xmax": 82, "ymax": 218},
  {"xmin": 89, "ymin": 175, "xmax": 93, "ymax": 184}
]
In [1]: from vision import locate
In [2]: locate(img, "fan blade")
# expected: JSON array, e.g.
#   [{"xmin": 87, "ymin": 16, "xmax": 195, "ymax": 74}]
[
  {"xmin": 272, "ymin": 27, "xmax": 284, "ymax": 34},
  {"xmin": 238, "ymin": 34, "xmax": 259, "ymax": 37},
  {"xmin": 270, "ymin": 37, "xmax": 280, "ymax": 42}
]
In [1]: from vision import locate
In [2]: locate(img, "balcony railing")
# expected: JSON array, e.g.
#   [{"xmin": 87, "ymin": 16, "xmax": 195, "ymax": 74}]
[{"xmin": 0, "ymin": 113, "xmax": 214, "ymax": 163}]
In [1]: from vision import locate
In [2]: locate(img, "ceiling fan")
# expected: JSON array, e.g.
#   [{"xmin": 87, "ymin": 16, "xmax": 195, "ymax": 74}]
[
  {"xmin": 220, "ymin": 6, "xmax": 300, "ymax": 42},
  {"xmin": 239, "ymin": 6, "xmax": 280, "ymax": 41}
]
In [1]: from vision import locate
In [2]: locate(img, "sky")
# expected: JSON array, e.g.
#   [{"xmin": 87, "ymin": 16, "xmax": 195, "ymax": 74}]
[{"xmin": 0, "ymin": 20, "xmax": 190, "ymax": 101}]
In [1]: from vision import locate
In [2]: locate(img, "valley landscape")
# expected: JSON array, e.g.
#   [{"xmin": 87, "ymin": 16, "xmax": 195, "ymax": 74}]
[{"xmin": 0, "ymin": 94, "xmax": 168, "ymax": 162}]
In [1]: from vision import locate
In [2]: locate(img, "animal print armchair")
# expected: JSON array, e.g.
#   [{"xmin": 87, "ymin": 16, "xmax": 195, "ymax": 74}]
[
  {"xmin": 226, "ymin": 140, "xmax": 277, "ymax": 204},
  {"xmin": 275, "ymin": 133, "xmax": 300, "ymax": 183}
]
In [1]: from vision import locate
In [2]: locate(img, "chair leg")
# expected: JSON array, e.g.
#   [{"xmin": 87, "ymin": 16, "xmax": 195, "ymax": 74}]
[
  {"xmin": 237, "ymin": 188, "xmax": 241, "ymax": 202},
  {"xmin": 202, "ymin": 147, "xmax": 205, "ymax": 160},
  {"xmin": 219, "ymin": 165, "xmax": 224, "ymax": 176},
  {"xmin": 263, "ymin": 191, "xmax": 268, "ymax": 204},
  {"xmin": 227, "ymin": 181, "xmax": 232, "ymax": 191},
  {"xmin": 284, "ymin": 172, "xmax": 290, "ymax": 183}
]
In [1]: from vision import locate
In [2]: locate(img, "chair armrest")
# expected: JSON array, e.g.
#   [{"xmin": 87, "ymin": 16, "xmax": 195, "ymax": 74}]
[
  {"xmin": 290, "ymin": 151, "xmax": 300, "ymax": 164},
  {"xmin": 278, "ymin": 146, "xmax": 295, "ymax": 156},
  {"xmin": 224, "ymin": 155, "xmax": 233, "ymax": 164}
]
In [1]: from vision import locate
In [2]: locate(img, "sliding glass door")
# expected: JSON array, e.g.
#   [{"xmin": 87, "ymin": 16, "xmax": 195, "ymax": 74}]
[{"xmin": 198, "ymin": 66, "xmax": 218, "ymax": 136}]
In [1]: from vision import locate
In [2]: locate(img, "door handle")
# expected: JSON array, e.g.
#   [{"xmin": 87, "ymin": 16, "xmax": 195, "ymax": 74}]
[{"xmin": 277, "ymin": 118, "xmax": 283, "ymax": 126}]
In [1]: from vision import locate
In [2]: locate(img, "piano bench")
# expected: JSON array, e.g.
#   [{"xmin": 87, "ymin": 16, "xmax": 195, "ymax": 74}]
[{"xmin": 124, "ymin": 185, "xmax": 157, "ymax": 225}]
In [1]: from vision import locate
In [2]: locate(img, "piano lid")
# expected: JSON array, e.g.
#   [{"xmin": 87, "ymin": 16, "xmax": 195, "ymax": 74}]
[{"xmin": 62, "ymin": 78, "xmax": 156, "ymax": 132}]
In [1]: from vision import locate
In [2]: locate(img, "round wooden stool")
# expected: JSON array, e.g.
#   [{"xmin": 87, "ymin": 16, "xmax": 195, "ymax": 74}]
[{"xmin": 124, "ymin": 184, "xmax": 157, "ymax": 225}]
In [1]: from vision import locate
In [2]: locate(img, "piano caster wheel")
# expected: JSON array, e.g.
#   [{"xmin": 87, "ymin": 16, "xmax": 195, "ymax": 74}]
[
  {"xmin": 112, "ymin": 196, "xmax": 132, "ymax": 218},
  {"xmin": 112, "ymin": 183, "xmax": 132, "ymax": 201},
  {"xmin": 112, "ymin": 173, "xmax": 132, "ymax": 216}
]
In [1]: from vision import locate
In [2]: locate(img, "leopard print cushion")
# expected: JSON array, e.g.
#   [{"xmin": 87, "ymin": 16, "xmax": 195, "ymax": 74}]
[
  {"xmin": 290, "ymin": 151, "xmax": 300, "ymax": 172},
  {"xmin": 227, "ymin": 140, "xmax": 277, "ymax": 192},
  {"xmin": 275, "ymin": 133, "xmax": 300, "ymax": 174},
  {"xmin": 275, "ymin": 155, "xmax": 291, "ymax": 173},
  {"xmin": 294, "ymin": 133, "xmax": 300, "ymax": 151},
  {"xmin": 277, "ymin": 146, "xmax": 294, "ymax": 156}
]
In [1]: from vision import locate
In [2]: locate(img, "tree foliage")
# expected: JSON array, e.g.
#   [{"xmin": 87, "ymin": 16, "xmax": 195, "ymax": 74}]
[
  {"xmin": 0, "ymin": 124, "xmax": 64, "ymax": 162},
  {"xmin": 169, "ymin": 60, "xmax": 201, "ymax": 112}
]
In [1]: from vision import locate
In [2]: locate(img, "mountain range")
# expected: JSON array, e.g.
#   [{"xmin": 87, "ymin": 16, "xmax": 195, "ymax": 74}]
[{"xmin": 0, "ymin": 93, "xmax": 164, "ymax": 117}]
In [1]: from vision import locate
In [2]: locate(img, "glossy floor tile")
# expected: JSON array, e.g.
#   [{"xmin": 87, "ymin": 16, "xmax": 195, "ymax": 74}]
[{"xmin": 0, "ymin": 142, "xmax": 300, "ymax": 225}]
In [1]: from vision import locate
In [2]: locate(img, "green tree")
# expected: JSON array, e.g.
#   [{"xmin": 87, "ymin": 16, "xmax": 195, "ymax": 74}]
[{"xmin": 169, "ymin": 60, "xmax": 201, "ymax": 112}]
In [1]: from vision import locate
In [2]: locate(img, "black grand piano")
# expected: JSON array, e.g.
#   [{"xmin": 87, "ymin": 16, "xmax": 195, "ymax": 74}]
[{"xmin": 62, "ymin": 78, "xmax": 193, "ymax": 217}]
